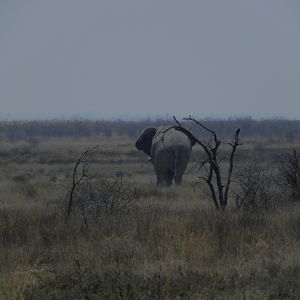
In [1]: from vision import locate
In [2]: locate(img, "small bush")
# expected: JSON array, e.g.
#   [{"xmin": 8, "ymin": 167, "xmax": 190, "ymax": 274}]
[
  {"xmin": 234, "ymin": 164, "xmax": 284, "ymax": 211},
  {"xmin": 67, "ymin": 175, "xmax": 138, "ymax": 225},
  {"xmin": 280, "ymin": 149, "xmax": 300, "ymax": 201}
]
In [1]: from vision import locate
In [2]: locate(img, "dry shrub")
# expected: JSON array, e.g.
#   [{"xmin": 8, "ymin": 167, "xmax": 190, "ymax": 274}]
[
  {"xmin": 234, "ymin": 164, "xmax": 284, "ymax": 211},
  {"xmin": 280, "ymin": 148, "xmax": 300, "ymax": 201},
  {"xmin": 67, "ymin": 174, "xmax": 138, "ymax": 225}
]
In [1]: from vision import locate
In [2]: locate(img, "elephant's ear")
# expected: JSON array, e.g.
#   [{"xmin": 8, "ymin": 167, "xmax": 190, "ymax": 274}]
[{"xmin": 135, "ymin": 127, "xmax": 157, "ymax": 156}]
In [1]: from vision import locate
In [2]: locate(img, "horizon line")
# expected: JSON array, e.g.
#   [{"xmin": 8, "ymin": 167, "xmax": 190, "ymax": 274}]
[{"xmin": 0, "ymin": 113, "xmax": 300, "ymax": 122}]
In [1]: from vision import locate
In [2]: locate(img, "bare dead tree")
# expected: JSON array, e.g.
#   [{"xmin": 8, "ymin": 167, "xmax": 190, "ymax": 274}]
[
  {"xmin": 67, "ymin": 145, "xmax": 98, "ymax": 221},
  {"xmin": 174, "ymin": 116, "xmax": 242, "ymax": 210}
]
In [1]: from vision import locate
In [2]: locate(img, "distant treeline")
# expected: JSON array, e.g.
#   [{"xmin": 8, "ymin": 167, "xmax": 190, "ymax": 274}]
[{"xmin": 0, "ymin": 119, "xmax": 299, "ymax": 141}]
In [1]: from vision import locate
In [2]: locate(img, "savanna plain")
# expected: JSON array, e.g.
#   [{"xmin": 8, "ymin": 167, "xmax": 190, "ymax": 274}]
[{"xmin": 0, "ymin": 119, "xmax": 300, "ymax": 299}]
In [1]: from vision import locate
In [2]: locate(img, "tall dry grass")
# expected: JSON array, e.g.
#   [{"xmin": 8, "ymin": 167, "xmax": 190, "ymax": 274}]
[{"xmin": 0, "ymin": 122, "xmax": 299, "ymax": 299}]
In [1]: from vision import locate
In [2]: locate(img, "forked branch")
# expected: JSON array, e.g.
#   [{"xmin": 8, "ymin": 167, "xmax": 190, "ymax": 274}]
[{"xmin": 67, "ymin": 145, "xmax": 98, "ymax": 217}]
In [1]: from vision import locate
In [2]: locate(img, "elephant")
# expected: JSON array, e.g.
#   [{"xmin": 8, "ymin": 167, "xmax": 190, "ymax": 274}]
[{"xmin": 135, "ymin": 126, "xmax": 197, "ymax": 186}]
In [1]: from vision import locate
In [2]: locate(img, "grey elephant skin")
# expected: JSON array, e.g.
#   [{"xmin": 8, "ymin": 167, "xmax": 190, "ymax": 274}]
[{"xmin": 135, "ymin": 127, "xmax": 196, "ymax": 186}]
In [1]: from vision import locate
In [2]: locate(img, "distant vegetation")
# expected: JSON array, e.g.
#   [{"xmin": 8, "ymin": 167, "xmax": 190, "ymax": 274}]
[{"xmin": 0, "ymin": 118, "xmax": 300, "ymax": 141}]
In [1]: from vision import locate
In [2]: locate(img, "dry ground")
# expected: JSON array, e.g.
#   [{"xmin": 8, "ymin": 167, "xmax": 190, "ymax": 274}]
[{"xmin": 0, "ymin": 134, "xmax": 300, "ymax": 299}]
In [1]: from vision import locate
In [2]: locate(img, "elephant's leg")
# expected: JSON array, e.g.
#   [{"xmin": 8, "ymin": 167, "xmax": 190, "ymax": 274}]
[
  {"xmin": 174, "ymin": 173, "xmax": 183, "ymax": 185},
  {"xmin": 174, "ymin": 150, "xmax": 190, "ymax": 185},
  {"xmin": 153, "ymin": 152, "xmax": 174, "ymax": 186},
  {"xmin": 157, "ymin": 171, "xmax": 173, "ymax": 186}
]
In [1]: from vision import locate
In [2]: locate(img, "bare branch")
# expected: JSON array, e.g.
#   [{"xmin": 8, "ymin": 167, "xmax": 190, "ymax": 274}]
[
  {"xmin": 172, "ymin": 116, "xmax": 212, "ymax": 158},
  {"xmin": 67, "ymin": 145, "xmax": 98, "ymax": 217},
  {"xmin": 199, "ymin": 163, "xmax": 219, "ymax": 209},
  {"xmin": 224, "ymin": 128, "xmax": 241, "ymax": 206},
  {"xmin": 183, "ymin": 116, "xmax": 220, "ymax": 146}
]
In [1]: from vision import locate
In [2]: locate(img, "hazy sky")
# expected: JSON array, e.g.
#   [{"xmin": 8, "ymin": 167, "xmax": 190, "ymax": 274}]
[{"xmin": 1, "ymin": 1, "xmax": 300, "ymax": 119}]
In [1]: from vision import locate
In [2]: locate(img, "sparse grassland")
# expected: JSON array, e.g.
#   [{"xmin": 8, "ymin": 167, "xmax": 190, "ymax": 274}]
[{"xmin": 0, "ymin": 120, "xmax": 300, "ymax": 299}]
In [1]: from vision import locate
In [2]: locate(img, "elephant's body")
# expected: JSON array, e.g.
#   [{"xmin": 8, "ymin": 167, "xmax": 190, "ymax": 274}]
[
  {"xmin": 135, "ymin": 126, "xmax": 195, "ymax": 186},
  {"xmin": 151, "ymin": 127, "xmax": 192, "ymax": 186}
]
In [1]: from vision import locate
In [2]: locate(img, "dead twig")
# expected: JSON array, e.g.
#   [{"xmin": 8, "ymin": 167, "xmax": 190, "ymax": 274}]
[{"xmin": 67, "ymin": 145, "xmax": 98, "ymax": 218}]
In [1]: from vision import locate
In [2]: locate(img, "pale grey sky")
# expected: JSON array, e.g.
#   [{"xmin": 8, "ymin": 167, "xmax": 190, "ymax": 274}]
[{"xmin": 1, "ymin": 1, "xmax": 300, "ymax": 119}]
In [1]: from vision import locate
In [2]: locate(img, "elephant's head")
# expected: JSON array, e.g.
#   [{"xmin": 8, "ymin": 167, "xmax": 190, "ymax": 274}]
[{"xmin": 135, "ymin": 127, "xmax": 157, "ymax": 156}]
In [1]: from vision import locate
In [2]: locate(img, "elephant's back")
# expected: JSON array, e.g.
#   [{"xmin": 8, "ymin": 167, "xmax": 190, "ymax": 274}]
[{"xmin": 151, "ymin": 127, "xmax": 191, "ymax": 156}]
